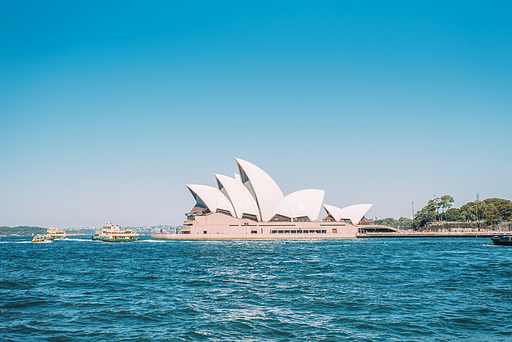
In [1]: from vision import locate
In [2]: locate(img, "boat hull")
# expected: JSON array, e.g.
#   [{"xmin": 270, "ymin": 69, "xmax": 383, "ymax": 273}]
[
  {"xmin": 491, "ymin": 236, "xmax": 512, "ymax": 245},
  {"xmin": 32, "ymin": 235, "xmax": 53, "ymax": 243},
  {"xmin": 92, "ymin": 236, "xmax": 141, "ymax": 242}
]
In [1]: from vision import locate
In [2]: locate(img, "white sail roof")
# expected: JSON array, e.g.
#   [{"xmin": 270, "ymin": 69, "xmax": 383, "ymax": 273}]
[
  {"xmin": 285, "ymin": 189, "xmax": 325, "ymax": 221},
  {"xmin": 274, "ymin": 198, "xmax": 307, "ymax": 219},
  {"xmin": 323, "ymin": 204, "xmax": 342, "ymax": 221},
  {"xmin": 214, "ymin": 174, "xmax": 259, "ymax": 219},
  {"xmin": 340, "ymin": 204, "xmax": 373, "ymax": 225},
  {"xmin": 235, "ymin": 158, "xmax": 285, "ymax": 222},
  {"xmin": 323, "ymin": 203, "xmax": 373, "ymax": 225},
  {"xmin": 186, "ymin": 184, "xmax": 235, "ymax": 216}
]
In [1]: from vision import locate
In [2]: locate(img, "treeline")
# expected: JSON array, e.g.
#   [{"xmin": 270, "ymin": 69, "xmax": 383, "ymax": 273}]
[
  {"xmin": 374, "ymin": 217, "xmax": 413, "ymax": 230},
  {"xmin": 0, "ymin": 226, "xmax": 47, "ymax": 236},
  {"xmin": 412, "ymin": 196, "xmax": 512, "ymax": 229}
]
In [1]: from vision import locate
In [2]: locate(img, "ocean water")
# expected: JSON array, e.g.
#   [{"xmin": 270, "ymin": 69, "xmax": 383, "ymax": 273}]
[{"xmin": 1, "ymin": 237, "xmax": 511, "ymax": 341}]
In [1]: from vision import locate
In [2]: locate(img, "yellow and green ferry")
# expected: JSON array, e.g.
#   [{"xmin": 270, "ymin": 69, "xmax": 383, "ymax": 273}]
[
  {"xmin": 32, "ymin": 235, "xmax": 53, "ymax": 243},
  {"xmin": 92, "ymin": 222, "xmax": 141, "ymax": 242},
  {"xmin": 47, "ymin": 225, "xmax": 66, "ymax": 240}
]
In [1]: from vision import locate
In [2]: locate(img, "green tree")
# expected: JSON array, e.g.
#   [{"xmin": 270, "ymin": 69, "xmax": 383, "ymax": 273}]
[
  {"xmin": 431, "ymin": 197, "xmax": 441, "ymax": 219},
  {"xmin": 412, "ymin": 200, "xmax": 437, "ymax": 229},
  {"xmin": 439, "ymin": 195, "xmax": 454, "ymax": 221},
  {"xmin": 374, "ymin": 217, "xmax": 413, "ymax": 230},
  {"xmin": 482, "ymin": 199, "xmax": 512, "ymax": 222},
  {"xmin": 444, "ymin": 207, "xmax": 462, "ymax": 221},
  {"xmin": 482, "ymin": 198, "xmax": 511, "ymax": 207},
  {"xmin": 396, "ymin": 217, "xmax": 413, "ymax": 230},
  {"xmin": 484, "ymin": 204, "xmax": 501, "ymax": 226},
  {"xmin": 374, "ymin": 217, "xmax": 397, "ymax": 227},
  {"xmin": 497, "ymin": 203, "xmax": 512, "ymax": 221},
  {"xmin": 460, "ymin": 201, "xmax": 481, "ymax": 222}
]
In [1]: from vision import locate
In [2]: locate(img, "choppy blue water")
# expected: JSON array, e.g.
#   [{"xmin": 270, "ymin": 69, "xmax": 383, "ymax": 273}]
[{"xmin": 1, "ymin": 237, "xmax": 511, "ymax": 341}]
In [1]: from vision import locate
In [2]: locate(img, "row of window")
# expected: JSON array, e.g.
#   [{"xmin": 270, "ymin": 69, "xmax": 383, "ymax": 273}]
[{"xmin": 271, "ymin": 230, "xmax": 328, "ymax": 234}]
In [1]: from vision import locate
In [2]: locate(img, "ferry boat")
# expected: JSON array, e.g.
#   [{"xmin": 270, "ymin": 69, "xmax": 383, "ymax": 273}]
[
  {"xmin": 92, "ymin": 222, "xmax": 141, "ymax": 242},
  {"xmin": 32, "ymin": 235, "xmax": 53, "ymax": 243},
  {"xmin": 47, "ymin": 225, "xmax": 66, "ymax": 240},
  {"xmin": 491, "ymin": 235, "xmax": 512, "ymax": 246}
]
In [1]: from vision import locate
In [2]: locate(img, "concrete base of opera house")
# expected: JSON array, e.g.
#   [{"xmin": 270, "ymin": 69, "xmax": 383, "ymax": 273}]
[{"xmin": 152, "ymin": 213, "xmax": 360, "ymax": 240}]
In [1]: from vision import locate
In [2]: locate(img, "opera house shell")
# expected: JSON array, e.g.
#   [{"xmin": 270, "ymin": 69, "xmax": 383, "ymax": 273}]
[{"xmin": 175, "ymin": 158, "xmax": 373, "ymax": 239}]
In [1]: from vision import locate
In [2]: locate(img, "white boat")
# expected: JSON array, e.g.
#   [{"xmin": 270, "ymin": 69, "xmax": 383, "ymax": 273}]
[
  {"xmin": 92, "ymin": 222, "xmax": 141, "ymax": 242},
  {"xmin": 47, "ymin": 225, "xmax": 66, "ymax": 240}
]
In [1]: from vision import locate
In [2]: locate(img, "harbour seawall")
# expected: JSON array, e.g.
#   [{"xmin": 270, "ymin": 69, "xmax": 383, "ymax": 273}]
[{"xmin": 356, "ymin": 231, "xmax": 506, "ymax": 239}]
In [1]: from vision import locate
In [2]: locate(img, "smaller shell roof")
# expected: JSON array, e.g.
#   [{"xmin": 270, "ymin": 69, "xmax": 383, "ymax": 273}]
[
  {"xmin": 186, "ymin": 184, "xmax": 234, "ymax": 216},
  {"xmin": 275, "ymin": 198, "xmax": 307, "ymax": 219},
  {"xmin": 323, "ymin": 203, "xmax": 373, "ymax": 225},
  {"xmin": 323, "ymin": 204, "xmax": 342, "ymax": 221},
  {"xmin": 285, "ymin": 189, "xmax": 325, "ymax": 221}
]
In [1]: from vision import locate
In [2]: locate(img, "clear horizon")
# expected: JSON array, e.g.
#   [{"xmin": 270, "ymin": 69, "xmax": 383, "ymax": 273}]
[{"xmin": 1, "ymin": 1, "xmax": 511, "ymax": 227}]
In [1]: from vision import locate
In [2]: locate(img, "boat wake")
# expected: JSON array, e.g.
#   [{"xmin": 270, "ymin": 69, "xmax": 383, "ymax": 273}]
[{"xmin": 0, "ymin": 241, "xmax": 32, "ymax": 244}]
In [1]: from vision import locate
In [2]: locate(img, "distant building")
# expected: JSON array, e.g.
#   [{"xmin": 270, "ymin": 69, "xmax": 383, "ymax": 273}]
[{"xmin": 359, "ymin": 218, "xmax": 374, "ymax": 225}]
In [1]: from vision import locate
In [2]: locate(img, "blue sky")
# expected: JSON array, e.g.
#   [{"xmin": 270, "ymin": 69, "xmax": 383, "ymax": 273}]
[{"xmin": 1, "ymin": 1, "xmax": 511, "ymax": 227}]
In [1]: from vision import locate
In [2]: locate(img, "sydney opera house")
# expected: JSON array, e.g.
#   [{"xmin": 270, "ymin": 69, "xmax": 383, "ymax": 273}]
[{"xmin": 168, "ymin": 158, "xmax": 373, "ymax": 239}]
